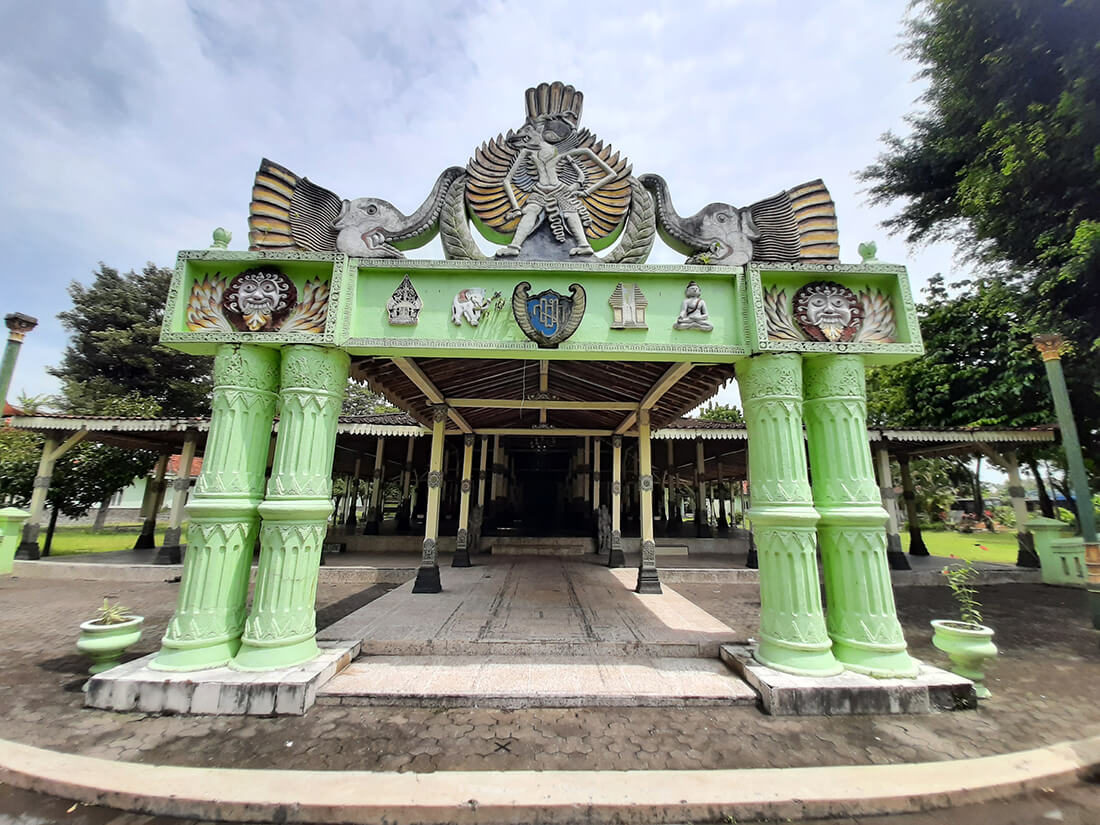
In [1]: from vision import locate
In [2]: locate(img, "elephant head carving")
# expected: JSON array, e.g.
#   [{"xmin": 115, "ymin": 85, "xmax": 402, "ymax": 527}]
[{"xmin": 640, "ymin": 174, "xmax": 759, "ymax": 265}]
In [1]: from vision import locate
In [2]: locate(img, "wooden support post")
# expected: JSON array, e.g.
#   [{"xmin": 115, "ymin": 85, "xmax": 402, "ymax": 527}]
[
  {"xmin": 453, "ymin": 434, "xmax": 475, "ymax": 568},
  {"xmin": 477, "ymin": 434, "xmax": 488, "ymax": 507},
  {"xmin": 345, "ymin": 456, "xmax": 362, "ymax": 530},
  {"xmin": 1005, "ymin": 449, "xmax": 1040, "ymax": 568},
  {"xmin": 413, "ymin": 406, "xmax": 447, "ymax": 593},
  {"xmin": 695, "ymin": 438, "xmax": 709, "ymax": 538},
  {"xmin": 16, "ymin": 431, "xmax": 87, "ymax": 560},
  {"xmin": 134, "ymin": 453, "xmax": 169, "ymax": 550},
  {"xmin": 636, "ymin": 411, "xmax": 661, "ymax": 593},
  {"xmin": 365, "ymin": 437, "xmax": 385, "ymax": 534},
  {"xmin": 591, "ymin": 437, "xmax": 601, "ymax": 513},
  {"xmin": 397, "ymin": 436, "xmax": 414, "ymax": 531},
  {"xmin": 609, "ymin": 435, "xmax": 624, "ymax": 567},
  {"xmin": 875, "ymin": 447, "xmax": 910, "ymax": 570},
  {"xmin": 897, "ymin": 454, "xmax": 929, "ymax": 558},
  {"xmin": 156, "ymin": 431, "xmax": 197, "ymax": 564}
]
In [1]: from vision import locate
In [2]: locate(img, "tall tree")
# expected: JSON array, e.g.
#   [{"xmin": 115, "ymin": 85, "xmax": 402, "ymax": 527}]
[
  {"xmin": 51, "ymin": 263, "xmax": 212, "ymax": 416},
  {"xmin": 861, "ymin": 0, "xmax": 1100, "ymax": 465},
  {"xmin": 698, "ymin": 402, "xmax": 745, "ymax": 424}
]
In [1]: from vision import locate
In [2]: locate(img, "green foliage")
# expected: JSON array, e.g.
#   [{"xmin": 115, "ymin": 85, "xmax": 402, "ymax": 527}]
[
  {"xmin": 991, "ymin": 505, "xmax": 1016, "ymax": 529},
  {"xmin": 903, "ymin": 457, "xmax": 957, "ymax": 523},
  {"xmin": 0, "ymin": 427, "xmax": 41, "ymax": 506},
  {"xmin": 92, "ymin": 598, "xmax": 135, "ymax": 625},
  {"xmin": 943, "ymin": 559, "xmax": 983, "ymax": 626},
  {"xmin": 50, "ymin": 263, "xmax": 212, "ymax": 417},
  {"xmin": 342, "ymin": 381, "xmax": 399, "ymax": 416},
  {"xmin": 698, "ymin": 402, "xmax": 745, "ymax": 424},
  {"xmin": 861, "ymin": 0, "xmax": 1100, "ymax": 471}
]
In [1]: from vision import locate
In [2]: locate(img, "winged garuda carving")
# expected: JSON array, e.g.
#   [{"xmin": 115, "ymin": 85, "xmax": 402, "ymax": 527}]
[
  {"xmin": 248, "ymin": 159, "xmax": 463, "ymax": 258},
  {"xmin": 465, "ymin": 82, "xmax": 634, "ymax": 259}
]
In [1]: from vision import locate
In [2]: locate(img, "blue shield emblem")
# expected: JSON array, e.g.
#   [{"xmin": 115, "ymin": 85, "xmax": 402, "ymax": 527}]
[{"xmin": 512, "ymin": 282, "xmax": 587, "ymax": 348}]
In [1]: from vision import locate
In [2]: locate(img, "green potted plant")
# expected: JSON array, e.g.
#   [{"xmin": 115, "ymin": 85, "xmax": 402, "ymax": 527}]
[
  {"xmin": 76, "ymin": 599, "xmax": 144, "ymax": 675},
  {"xmin": 931, "ymin": 560, "xmax": 998, "ymax": 698}
]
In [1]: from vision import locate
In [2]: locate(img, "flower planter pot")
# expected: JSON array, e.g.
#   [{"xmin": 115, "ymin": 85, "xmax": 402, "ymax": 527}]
[
  {"xmin": 76, "ymin": 616, "xmax": 144, "ymax": 675},
  {"xmin": 930, "ymin": 619, "xmax": 997, "ymax": 699}
]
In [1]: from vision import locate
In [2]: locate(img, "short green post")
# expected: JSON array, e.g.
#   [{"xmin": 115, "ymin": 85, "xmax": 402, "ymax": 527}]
[
  {"xmin": 233, "ymin": 345, "xmax": 348, "ymax": 670},
  {"xmin": 152, "ymin": 344, "xmax": 280, "ymax": 671},
  {"xmin": 737, "ymin": 353, "xmax": 841, "ymax": 677},
  {"xmin": 1034, "ymin": 335, "xmax": 1100, "ymax": 627},
  {"xmin": 803, "ymin": 355, "xmax": 917, "ymax": 678},
  {"xmin": 0, "ymin": 507, "xmax": 30, "ymax": 575}
]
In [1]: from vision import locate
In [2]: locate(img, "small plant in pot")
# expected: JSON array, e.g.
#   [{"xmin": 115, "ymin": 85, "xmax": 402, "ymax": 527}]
[
  {"xmin": 76, "ymin": 599, "xmax": 144, "ymax": 675},
  {"xmin": 931, "ymin": 560, "xmax": 997, "ymax": 699}
]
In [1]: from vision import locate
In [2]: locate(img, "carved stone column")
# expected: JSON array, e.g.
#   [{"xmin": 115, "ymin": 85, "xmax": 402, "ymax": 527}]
[
  {"xmin": 156, "ymin": 431, "xmax": 197, "ymax": 564},
  {"xmin": 364, "ymin": 436, "xmax": 385, "ymax": 534},
  {"xmin": 232, "ymin": 345, "xmax": 348, "ymax": 671},
  {"xmin": 608, "ymin": 435, "xmax": 625, "ymax": 567},
  {"xmin": 897, "ymin": 454, "xmax": 930, "ymax": 557},
  {"xmin": 636, "ymin": 412, "xmax": 661, "ymax": 593},
  {"xmin": 413, "ymin": 405, "xmax": 447, "ymax": 593},
  {"xmin": 1004, "ymin": 449, "xmax": 1039, "ymax": 567},
  {"xmin": 875, "ymin": 447, "xmax": 911, "ymax": 570},
  {"xmin": 803, "ymin": 355, "xmax": 916, "ymax": 678},
  {"xmin": 453, "ymin": 434, "xmax": 475, "ymax": 568},
  {"xmin": 737, "ymin": 353, "xmax": 840, "ymax": 677},
  {"xmin": 134, "ymin": 453, "xmax": 169, "ymax": 550},
  {"xmin": 152, "ymin": 344, "xmax": 280, "ymax": 671}
]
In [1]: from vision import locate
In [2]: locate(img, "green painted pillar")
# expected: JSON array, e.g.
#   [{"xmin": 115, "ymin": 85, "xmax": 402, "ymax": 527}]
[
  {"xmin": 1034, "ymin": 335, "xmax": 1100, "ymax": 626},
  {"xmin": 737, "ymin": 353, "xmax": 841, "ymax": 677},
  {"xmin": 0, "ymin": 313, "xmax": 37, "ymax": 411},
  {"xmin": 232, "ymin": 345, "xmax": 348, "ymax": 670},
  {"xmin": 803, "ymin": 355, "xmax": 917, "ymax": 678},
  {"xmin": 152, "ymin": 344, "xmax": 280, "ymax": 671}
]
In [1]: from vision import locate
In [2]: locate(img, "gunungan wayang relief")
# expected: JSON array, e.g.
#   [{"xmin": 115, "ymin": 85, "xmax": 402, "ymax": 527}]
[
  {"xmin": 186, "ymin": 267, "xmax": 329, "ymax": 333},
  {"xmin": 245, "ymin": 81, "xmax": 841, "ymax": 267},
  {"xmin": 386, "ymin": 275, "xmax": 422, "ymax": 326},
  {"xmin": 764, "ymin": 281, "xmax": 897, "ymax": 343}
]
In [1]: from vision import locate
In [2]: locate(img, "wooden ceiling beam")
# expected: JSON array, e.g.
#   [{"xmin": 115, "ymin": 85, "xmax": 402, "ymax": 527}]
[
  {"xmin": 616, "ymin": 362, "xmax": 695, "ymax": 435},
  {"xmin": 391, "ymin": 356, "xmax": 473, "ymax": 434}
]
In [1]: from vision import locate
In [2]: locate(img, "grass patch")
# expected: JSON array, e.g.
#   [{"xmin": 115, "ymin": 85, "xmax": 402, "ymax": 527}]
[
  {"xmin": 901, "ymin": 529, "xmax": 1020, "ymax": 564},
  {"xmin": 43, "ymin": 524, "xmax": 184, "ymax": 557}
]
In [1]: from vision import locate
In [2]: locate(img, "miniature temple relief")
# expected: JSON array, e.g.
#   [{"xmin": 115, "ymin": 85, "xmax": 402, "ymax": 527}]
[
  {"xmin": 186, "ymin": 267, "xmax": 329, "ymax": 333},
  {"xmin": 673, "ymin": 281, "xmax": 713, "ymax": 332},
  {"xmin": 608, "ymin": 282, "xmax": 648, "ymax": 329},
  {"xmin": 764, "ymin": 281, "xmax": 897, "ymax": 343},
  {"xmin": 387, "ymin": 275, "xmax": 422, "ymax": 326}
]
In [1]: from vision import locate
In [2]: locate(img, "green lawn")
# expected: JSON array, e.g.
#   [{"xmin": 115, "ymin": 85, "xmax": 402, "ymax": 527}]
[
  {"xmin": 42, "ymin": 524, "xmax": 182, "ymax": 557},
  {"xmin": 901, "ymin": 529, "xmax": 1021, "ymax": 564}
]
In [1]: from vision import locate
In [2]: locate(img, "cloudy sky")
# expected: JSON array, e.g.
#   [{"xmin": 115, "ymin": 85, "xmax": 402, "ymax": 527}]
[{"xmin": 0, "ymin": 0, "xmax": 959, "ymax": 405}]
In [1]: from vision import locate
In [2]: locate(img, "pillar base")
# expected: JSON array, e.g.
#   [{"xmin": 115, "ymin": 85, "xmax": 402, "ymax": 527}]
[
  {"xmin": 452, "ymin": 537, "xmax": 471, "ymax": 568},
  {"xmin": 907, "ymin": 527, "xmax": 930, "ymax": 557},
  {"xmin": 412, "ymin": 564, "xmax": 442, "ymax": 593},
  {"xmin": 150, "ymin": 638, "xmax": 239, "ymax": 672},
  {"xmin": 133, "ymin": 523, "xmax": 156, "ymax": 550},
  {"xmin": 363, "ymin": 521, "xmax": 380, "ymax": 535},
  {"xmin": 754, "ymin": 639, "xmax": 843, "ymax": 678},
  {"xmin": 745, "ymin": 531, "xmax": 758, "ymax": 569},
  {"xmin": 635, "ymin": 567, "xmax": 661, "ymax": 594},
  {"xmin": 232, "ymin": 636, "xmax": 319, "ymax": 672},
  {"xmin": 14, "ymin": 541, "xmax": 40, "ymax": 560},
  {"xmin": 1015, "ymin": 532, "xmax": 1040, "ymax": 568},
  {"xmin": 607, "ymin": 532, "xmax": 625, "ymax": 568},
  {"xmin": 155, "ymin": 545, "xmax": 183, "ymax": 564},
  {"xmin": 886, "ymin": 533, "xmax": 910, "ymax": 570},
  {"xmin": 831, "ymin": 639, "xmax": 919, "ymax": 679}
]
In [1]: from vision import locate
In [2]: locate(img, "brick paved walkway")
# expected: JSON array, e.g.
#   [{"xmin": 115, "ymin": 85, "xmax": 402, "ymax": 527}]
[{"xmin": 0, "ymin": 569, "xmax": 1097, "ymax": 774}]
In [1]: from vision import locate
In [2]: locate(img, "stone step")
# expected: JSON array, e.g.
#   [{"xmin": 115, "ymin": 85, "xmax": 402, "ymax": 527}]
[
  {"xmin": 358, "ymin": 638, "xmax": 734, "ymax": 658},
  {"xmin": 489, "ymin": 538, "xmax": 594, "ymax": 556},
  {"xmin": 316, "ymin": 655, "xmax": 759, "ymax": 708}
]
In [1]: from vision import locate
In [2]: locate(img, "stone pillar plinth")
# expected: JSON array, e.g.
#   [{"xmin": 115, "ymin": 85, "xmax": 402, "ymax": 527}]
[
  {"xmin": 636, "ymin": 413, "xmax": 661, "ymax": 593},
  {"xmin": 232, "ymin": 345, "xmax": 348, "ymax": 671},
  {"xmin": 803, "ymin": 355, "xmax": 917, "ymax": 678},
  {"xmin": 737, "ymin": 353, "xmax": 840, "ymax": 677},
  {"xmin": 152, "ymin": 344, "xmax": 280, "ymax": 671}
]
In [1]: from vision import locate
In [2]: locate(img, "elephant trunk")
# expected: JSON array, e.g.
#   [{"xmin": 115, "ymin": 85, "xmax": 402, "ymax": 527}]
[
  {"xmin": 390, "ymin": 166, "xmax": 466, "ymax": 245},
  {"xmin": 639, "ymin": 173, "xmax": 704, "ymax": 256}
]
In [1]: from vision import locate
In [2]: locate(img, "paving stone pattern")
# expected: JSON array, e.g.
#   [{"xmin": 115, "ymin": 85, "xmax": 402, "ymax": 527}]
[{"xmin": 0, "ymin": 573, "xmax": 1098, "ymax": 774}]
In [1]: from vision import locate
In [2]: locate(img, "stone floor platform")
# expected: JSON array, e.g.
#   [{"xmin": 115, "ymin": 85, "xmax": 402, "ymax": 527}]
[
  {"xmin": 720, "ymin": 644, "xmax": 975, "ymax": 716},
  {"xmin": 83, "ymin": 642, "xmax": 360, "ymax": 716},
  {"xmin": 318, "ymin": 654, "xmax": 758, "ymax": 708},
  {"xmin": 317, "ymin": 556, "xmax": 742, "ymax": 658}
]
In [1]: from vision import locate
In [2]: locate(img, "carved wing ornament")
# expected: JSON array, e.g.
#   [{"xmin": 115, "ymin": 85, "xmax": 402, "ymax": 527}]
[{"xmin": 763, "ymin": 283, "xmax": 897, "ymax": 344}]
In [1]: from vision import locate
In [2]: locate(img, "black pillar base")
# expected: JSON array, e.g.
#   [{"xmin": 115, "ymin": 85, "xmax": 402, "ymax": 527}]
[
  {"xmin": 1015, "ymin": 532, "xmax": 1040, "ymax": 568},
  {"xmin": 886, "ymin": 533, "xmax": 911, "ymax": 570},
  {"xmin": 452, "ymin": 536, "xmax": 472, "ymax": 568},
  {"xmin": 745, "ymin": 531, "xmax": 758, "ymax": 569},
  {"xmin": 635, "ymin": 567, "xmax": 662, "ymax": 594},
  {"xmin": 345, "ymin": 513, "xmax": 358, "ymax": 530},
  {"xmin": 155, "ymin": 544, "xmax": 183, "ymax": 565},
  {"xmin": 907, "ymin": 527, "xmax": 930, "ymax": 557},
  {"xmin": 412, "ymin": 565, "xmax": 442, "ymax": 593},
  {"xmin": 133, "ymin": 522, "xmax": 157, "ymax": 550},
  {"xmin": 608, "ymin": 535, "xmax": 625, "ymax": 568},
  {"xmin": 14, "ymin": 541, "xmax": 40, "ymax": 561}
]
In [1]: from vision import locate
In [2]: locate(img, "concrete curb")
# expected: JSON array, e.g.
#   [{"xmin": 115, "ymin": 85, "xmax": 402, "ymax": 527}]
[{"xmin": 1, "ymin": 735, "xmax": 1098, "ymax": 823}]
